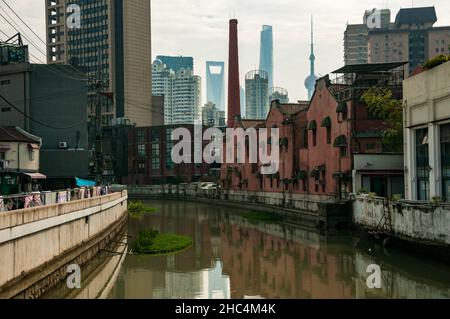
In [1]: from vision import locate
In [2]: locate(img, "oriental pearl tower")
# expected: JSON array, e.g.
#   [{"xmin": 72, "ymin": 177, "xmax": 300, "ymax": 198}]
[{"xmin": 304, "ymin": 16, "xmax": 318, "ymax": 101}]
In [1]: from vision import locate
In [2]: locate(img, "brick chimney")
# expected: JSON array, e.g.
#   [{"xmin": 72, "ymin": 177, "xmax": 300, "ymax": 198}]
[{"xmin": 228, "ymin": 19, "xmax": 241, "ymax": 127}]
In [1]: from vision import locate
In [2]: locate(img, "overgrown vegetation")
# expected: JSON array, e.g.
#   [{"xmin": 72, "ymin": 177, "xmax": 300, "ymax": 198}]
[
  {"xmin": 128, "ymin": 201, "xmax": 157, "ymax": 219},
  {"xmin": 241, "ymin": 211, "xmax": 284, "ymax": 222},
  {"xmin": 132, "ymin": 230, "xmax": 193, "ymax": 255},
  {"xmin": 423, "ymin": 54, "xmax": 450, "ymax": 70},
  {"xmin": 361, "ymin": 87, "xmax": 403, "ymax": 152}
]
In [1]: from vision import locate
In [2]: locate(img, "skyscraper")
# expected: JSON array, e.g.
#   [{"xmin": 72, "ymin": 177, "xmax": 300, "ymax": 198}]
[
  {"xmin": 228, "ymin": 19, "xmax": 241, "ymax": 127},
  {"xmin": 269, "ymin": 87, "xmax": 289, "ymax": 104},
  {"xmin": 245, "ymin": 70, "xmax": 269, "ymax": 120},
  {"xmin": 206, "ymin": 61, "xmax": 225, "ymax": 111},
  {"xmin": 45, "ymin": 0, "xmax": 152, "ymax": 127},
  {"xmin": 259, "ymin": 25, "xmax": 274, "ymax": 89},
  {"xmin": 304, "ymin": 17, "xmax": 318, "ymax": 101},
  {"xmin": 156, "ymin": 56, "xmax": 194, "ymax": 73},
  {"xmin": 152, "ymin": 60, "xmax": 201, "ymax": 125}
]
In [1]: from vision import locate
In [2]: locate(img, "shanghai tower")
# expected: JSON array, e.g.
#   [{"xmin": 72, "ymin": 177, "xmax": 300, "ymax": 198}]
[{"xmin": 259, "ymin": 25, "xmax": 274, "ymax": 89}]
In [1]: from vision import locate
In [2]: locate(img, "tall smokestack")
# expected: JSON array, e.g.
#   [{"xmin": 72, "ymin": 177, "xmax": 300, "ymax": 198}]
[{"xmin": 228, "ymin": 19, "xmax": 241, "ymax": 127}]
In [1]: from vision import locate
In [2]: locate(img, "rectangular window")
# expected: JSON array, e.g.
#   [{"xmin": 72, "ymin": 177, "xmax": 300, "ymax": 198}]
[
  {"xmin": 416, "ymin": 128, "xmax": 430, "ymax": 200},
  {"xmin": 152, "ymin": 143, "xmax": 160, "ymax": 157},
  {"xmin": 138, "ymin": 144, "xmax": 146, "ymax": 158},
  {"xmin": 137, "ymin": 130, "xmax": 145, "ymax": 144},
  {"xmin": 441, "ymin": 124, "xmax": 450, "ymax": 201},
  {"xmin": 0, "ymin": 80, "xmax": 11, "ymax": 86},
  {"xmin": 327, "ymin": 127, "xmax": 331, "ymax": 144},
  {"xmin": 152, "ymin": 157, "xmax": 160, "ymax": 170}
]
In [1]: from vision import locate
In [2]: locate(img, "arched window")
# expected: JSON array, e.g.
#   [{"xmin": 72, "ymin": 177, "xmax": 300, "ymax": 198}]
[
  {"xmin": 308, "ymin": 120, "xmax": 317, "ymax": 146},
  {"xmin": 321, "ymin": 117, "xmax": 332, "ymax": 144}
]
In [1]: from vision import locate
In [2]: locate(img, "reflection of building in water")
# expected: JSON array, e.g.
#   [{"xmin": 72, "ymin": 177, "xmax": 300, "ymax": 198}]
[
  {"xmin": 152, "ymin": 261, "xmax": 230, "ymax": 299},
  {"xmin": 220, "ymin": 222, "xmax": 355, "ymax": 299}
]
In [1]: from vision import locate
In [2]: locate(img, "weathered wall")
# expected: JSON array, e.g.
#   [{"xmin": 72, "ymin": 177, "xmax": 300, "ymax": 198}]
[
  {"xmin": 0, "ymin": 191, "xmax": 128, "ymax": 291},
  {"xmin": 353, "ymin": 195, "xmax": 450, "ymax": 245}
]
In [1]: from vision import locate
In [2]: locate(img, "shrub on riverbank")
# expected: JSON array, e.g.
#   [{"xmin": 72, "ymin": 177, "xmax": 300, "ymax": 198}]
[
  {"xmin": 128, "ymin": 201, "xmax": 157, "ymax": 219},
  {"xmin": 241, "ymin": 211, "xmax": 284, "ymax": 222},
  {"xmin": 132, "ymin": 230, "xmax": 193, "ymax": 255}
]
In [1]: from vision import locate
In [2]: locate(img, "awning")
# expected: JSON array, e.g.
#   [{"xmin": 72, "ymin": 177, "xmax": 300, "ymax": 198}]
[
  {"xmin": 334, "ymin": 135, "xmax": 347, "ymax": 147},
  {"xmin": 336, "ymin": 101, "xmax": 348, "ymax": 113},
  {"xmin": 75, "ymin": 177, "xmax": 96, "ymax": 187},
  {"xmin": 0, "ymin": 144, "xmax": 11, "ymax": 151},
  {"xmin": 24, "ymin": 173, "xmax": 47, "ymax": 180}
]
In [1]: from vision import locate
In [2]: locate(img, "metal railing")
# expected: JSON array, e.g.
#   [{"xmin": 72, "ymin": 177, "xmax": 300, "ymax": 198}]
[{"xmin": 0, "ymin": 186, "xmax": 112, "ymax": 213}]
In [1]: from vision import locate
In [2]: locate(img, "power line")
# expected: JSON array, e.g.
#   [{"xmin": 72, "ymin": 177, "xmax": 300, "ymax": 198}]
[
  {"xmin": 1, "ymin": 0, "xmax": 46, "ymax": 46},
  {"xmin": 0, "ymin": 92, "xmax": 88, "ymax": 130}
]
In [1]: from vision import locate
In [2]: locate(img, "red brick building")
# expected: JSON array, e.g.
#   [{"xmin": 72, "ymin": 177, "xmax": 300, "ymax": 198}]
[
  {"xmin": 126, "ymin": 125, "xmax": 213, "ymax": 185},
  {"xmin": 221, "ymin": 62, "xmax": 405, "ymax": 200}
]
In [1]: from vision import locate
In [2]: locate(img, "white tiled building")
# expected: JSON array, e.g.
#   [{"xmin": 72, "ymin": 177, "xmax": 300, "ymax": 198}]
[
  {"xmin": 403, "ymin": 61, "xmax": 450, "ymax": 201},
  {"xmin": 152, "ymin": 60, "xmax": 201, "ymax": 125}
]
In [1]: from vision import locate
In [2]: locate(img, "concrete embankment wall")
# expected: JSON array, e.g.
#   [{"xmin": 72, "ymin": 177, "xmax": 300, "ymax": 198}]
[
  {"xmin": 127, "ymin": 185, "xmax": 352, "ymax": 229},
  {"xmin": 0, "ymin": 191, "xmax": 128, "ymax": 298},
  {"xmin": 353, "ymin": 196, "xmax": 450, "ymax": 246}
]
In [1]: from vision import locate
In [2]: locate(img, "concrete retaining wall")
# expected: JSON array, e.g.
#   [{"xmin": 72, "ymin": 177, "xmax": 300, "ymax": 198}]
[
  {"xmin": 0, "ymin": 191, "xmax": 128, "ymax": 296},
  {"xmin": 353, "ymin": 196, "xmax": 450, "ymax": 246}
]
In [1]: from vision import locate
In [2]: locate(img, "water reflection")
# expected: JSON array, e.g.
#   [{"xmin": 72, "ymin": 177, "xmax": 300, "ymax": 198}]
[{"xmin": 107, "ymin": 201, "xmax": 450, "ymax": 299}]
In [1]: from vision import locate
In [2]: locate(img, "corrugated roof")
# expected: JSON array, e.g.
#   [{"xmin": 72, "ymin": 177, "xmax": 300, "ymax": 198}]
[
  {"xmin": 332, "ymin": 62, "xmax": 408, "ymax": 74},
  {"xmin": 0, "ymin": 126, "xmax": 41, "ymax": 143},
  {"xmin": 395, "ymin": 7, "xmax": 437, "ymax": 26}
]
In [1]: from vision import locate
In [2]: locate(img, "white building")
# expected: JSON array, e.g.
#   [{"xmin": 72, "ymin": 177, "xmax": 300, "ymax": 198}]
[
  {"xmin": 152, "ymin": 60, "xmax": 201, "ymax": 125},
  {"xmin": 403, "ymin": 61, "xmax": 450, "ymax": 201},
  {"xmin": 202, "ymin": 102, "xmax": 226, "ymax": 127}
]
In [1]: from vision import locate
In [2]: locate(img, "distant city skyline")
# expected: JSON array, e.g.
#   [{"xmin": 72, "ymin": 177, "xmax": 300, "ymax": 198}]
[{"xmin": 2, "ymin": 1, "xmax": 450, "ymax": 102}]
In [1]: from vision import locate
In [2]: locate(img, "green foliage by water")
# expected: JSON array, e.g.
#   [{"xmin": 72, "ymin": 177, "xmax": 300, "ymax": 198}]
[
  {"xmin": 132, "ymin": 230, "xmax": 193, "ymax": 255},
  {"xmin": 241, "ymin": 211, "xmax": 284, "ymax": 222},
  {"xmin": 128, "ymin": 201, "xmax": 157, "ymax": 219}
]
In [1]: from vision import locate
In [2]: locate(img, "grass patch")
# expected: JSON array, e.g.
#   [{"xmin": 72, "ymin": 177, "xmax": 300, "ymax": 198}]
[
  {"xmin": 241, "ymin": 211, "xmax": 284, "ymax": 222},
  {"xmin": 128, "ymin": 201, "xmax": 157, "ymax": 219},
  {"xmin": 132, "ymin": 230, "xmax": 193, "ymax": 255}
]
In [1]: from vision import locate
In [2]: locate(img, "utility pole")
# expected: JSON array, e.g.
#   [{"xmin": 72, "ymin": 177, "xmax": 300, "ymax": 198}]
[{"xmin": 89, "ymin": 50, "xmax": 105, "ymax": 186}]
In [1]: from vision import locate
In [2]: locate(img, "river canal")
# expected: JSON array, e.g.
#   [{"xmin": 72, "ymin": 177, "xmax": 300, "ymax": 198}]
[{"xmin": 45, "ymin": 200, "xmax": 450, "ymax": 299}]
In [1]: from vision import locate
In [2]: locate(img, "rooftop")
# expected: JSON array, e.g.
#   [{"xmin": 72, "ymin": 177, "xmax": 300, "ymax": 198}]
[
  {"xmin": 395, "ymin": 7, "xmax": 437, "ymax": 26},
  {"xmin": 0, "ymin": 126, "xmax": 41, "ymax": 143},
  {"xmin": 332, "ymin": 62, "xmax": 408, "ymax": 74}
]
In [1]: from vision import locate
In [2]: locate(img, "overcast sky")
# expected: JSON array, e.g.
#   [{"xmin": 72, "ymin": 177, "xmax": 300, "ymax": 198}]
[{"xmin": 1, "ymin": 0, "xmax": 450, "ymax": 102}]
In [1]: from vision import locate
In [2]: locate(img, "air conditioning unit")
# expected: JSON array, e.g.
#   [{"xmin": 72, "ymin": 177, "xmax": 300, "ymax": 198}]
[
  {"xmin": 0, "ymin": 159, "xmax": 8, "ymax": 170},
  {"xmin": 59, "ymin": 142, "xmax": 68, "ymax": 149}
]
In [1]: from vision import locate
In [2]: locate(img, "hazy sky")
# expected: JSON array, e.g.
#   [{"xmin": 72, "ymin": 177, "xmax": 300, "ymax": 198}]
[{"xmin": 1, "ymin": 0, "xmax": 450, "ymax": 102}]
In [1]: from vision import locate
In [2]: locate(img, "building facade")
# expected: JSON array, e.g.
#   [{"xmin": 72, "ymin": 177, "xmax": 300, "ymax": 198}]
[
  {"xmin": 126, "ymin": 125, "xmax": 211, "ymax": 185},
  {"xmin": 221, "ymin": 63, "xmax": 405, "ymax": 200},
  {"xmin": 202, "ymin": 102, "xmax": 225, "ymax": 127},
  {"xmin": 245, "ymin": 70, "xmax": 269, "ymax": 120},
  {"xmin": 344, "ymin": 7, "xmax": 450, "ymax": 75},
  {"xmin": 152, "ymin": 60, "xmax": 201, "ymax": 125},
  {"xmin": 403, "ymin": 61, "xmax": 450, "ymax": 201},
  {"xmin": 0, "ymin": 127, "xmax": 43, "ymax": 195},
  {"xmin": 0, "ymin": 62, "xmax": 91, "ymax": 187},
  {"xmin": 269, "ymin": 87, "xmax": 289, "ymax": 104},
  {"xmin": 259, "ymin": 25, "xmax": 274, "ymax": 89},
  {"xmin": 205, "ymin": 61, "xmax": 225, "ymax": 111},
  {"xmin": 45, "ymin": 0, "xmax": 153, "ymax": 127}
]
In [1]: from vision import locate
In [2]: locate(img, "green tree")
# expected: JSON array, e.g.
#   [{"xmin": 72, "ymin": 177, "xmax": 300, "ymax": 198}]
[{"xmin": 361, "ymin": 87, "xmax": 403, "ymax": 152}]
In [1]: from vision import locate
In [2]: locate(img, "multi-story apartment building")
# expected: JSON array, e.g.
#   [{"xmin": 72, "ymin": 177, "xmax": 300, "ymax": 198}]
[
  {"xmin": 269, "ymin": 87, "xmax": 289, "ymax": 104},
  {"xmin": 344, "ymin": 7, "xmax": 450, "ymax": 75},
  {"xmin": 202, "ymin": 102, "xmax": 225, "ymax": 127},
  {"xmin": 152, "ymin": 60, "xmax": 201, "ymax": 125},
  {"xmin": 245, "ymin": 70, "xmax": 269, "ymax": 120},
  {"xmin": 156, "ymin": 56, "xmax": 194, "ymax": 73},
  {"xmin": 45, "ymin": 0, "xmax": 152, "ymax": 127}
]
